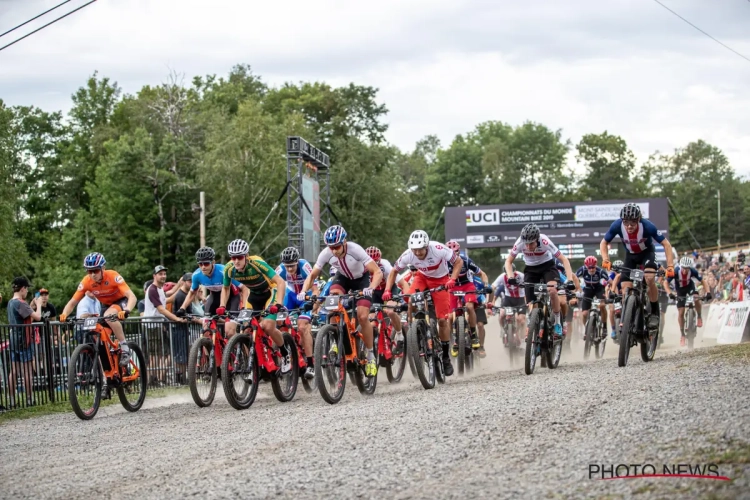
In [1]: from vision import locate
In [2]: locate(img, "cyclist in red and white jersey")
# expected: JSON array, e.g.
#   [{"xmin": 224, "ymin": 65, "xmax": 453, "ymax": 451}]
[
  {"xmin": 299, "ymin": 225, "xmax": 383, "ymax": 377},
  {"xmin": 504, "ymin": 223, "xmax": 575, "ymax": 337},
  {"xmin": 491, "ymin": 264, "xmax": 526, "ymax": 343},
  {"xmin": 365, "ymin": 246, "xmax": 409, "ymax": 353},
  {"xmin": 383, "ymin": 230, "xmax": 463, "ymax": 376}
]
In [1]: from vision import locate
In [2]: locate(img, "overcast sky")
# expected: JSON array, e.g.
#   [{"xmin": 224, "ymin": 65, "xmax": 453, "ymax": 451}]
[{"xmin": 1, "ymin": 0, "xmax": 749, "ymax": 175}]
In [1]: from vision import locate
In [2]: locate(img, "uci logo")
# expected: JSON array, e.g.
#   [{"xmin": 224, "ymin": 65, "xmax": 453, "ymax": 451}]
[{"xmin": 466, "ymin": 209, "xmax": 499, "ymax": 227}]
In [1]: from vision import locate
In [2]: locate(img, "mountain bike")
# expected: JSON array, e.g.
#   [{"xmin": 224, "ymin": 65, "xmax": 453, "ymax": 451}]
[
  {"xmin": 370, "ymin": 302, "xmax": 407, "ymax": 383},
  {"xmin": 221, "ymin": 309, "xmax": 299, "ymax": 410},
  {"xmin": 583, "ymin": 297, "xmax": 608, "ymax": 360},
  {"xmin": 277, "ymin": 307, "xmax": 316, "ymax": 393},
  {"xmin": 450, "ymin": 291, "xmax": 475, "ymax": 376},
  {"xmin": 525, "ymin": 282, "xmax": 570, "ymax": 375},
  {"xmin": 314, "ymin": 292, "xmax": 378, "ymax": 404},
  {"xmin": 404, "ymin": 286, "xmax": 446, "ymax": 390},
  {"xmin": 497, "ymin": 305, "xmax": 526, "ymax": 366},
  {"xmin": 186, "ymin": 313, "xmax": 231, "ymax": 407},
  {"xmin": 617, "ymin": 267, "xmax": 665, "ymax": 367},
  {"xmin": 676, "ymin": 293, "xmax": 699, "ymax": 350},
  {"xmin": 67, "ymin": 315, "xmax": 147, "ymax": 420}
]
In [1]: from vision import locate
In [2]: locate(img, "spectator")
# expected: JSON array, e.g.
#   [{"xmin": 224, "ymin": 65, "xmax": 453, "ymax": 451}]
[
  {"xmin": 737, "ymin": 249, "xmax": 746, "ymax": 266},
  {"xmin": 144, "ymin": 266, "xmax": 185, "ymax": 386},
  {"xmin": 171, "ymin": 273, "xmax": 195, "ymax": 384},
  {"xmin": 6, "ymin": 277, "xmax": 42, "ymax": 408},
  {"xmin": 30, "ymin": 288, "xmax": 57, "ymax": 321},
  {"xmin": 74, "ymin": 291, "xmax": 102, "ymax": 344}
]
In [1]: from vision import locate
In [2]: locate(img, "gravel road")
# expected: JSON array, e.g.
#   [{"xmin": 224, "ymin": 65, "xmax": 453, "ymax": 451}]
[{"xmin": 1, "ymin": 318, "xmax": 748, "ymax": 500}]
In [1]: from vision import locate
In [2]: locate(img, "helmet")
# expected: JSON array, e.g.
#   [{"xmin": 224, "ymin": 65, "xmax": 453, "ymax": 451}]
[
  {"xmin": 228, "ymin": 239, "xmax": 249, "ymax": 257},
  {"xmin": 365, "ymin": 246, "xmax": 382, "ymax": 262},
  {"xmin": 620, "ymin": 203, "xmax": 642, "ymax": 221},
  {"xmin": 324, "ymin": 225, "xmax": 347, "ymax": 246},
  {"xmin": 408, "ymin": 230, "xmax": 429, "ymax": 249},
  {"xmin": 83, "ymin": 252, "xmax": 106, "ymax": 269},
  {"xmin": 584, "ymin": 256, "xmax": 597, "ymax": 268},
  {"xmin": 680, "ymin": 256, "xmax": 694, "ymax": 268},
  {"xmin": 446, "ymin": 240, "xmax": 460, "ymax": 253},
  {"xmin": 520, "ymin": 223, "xmax": 540, "ymax": 243},
  {"xmin": 613, "ymin": 260, "xmax": 624, "ymax": 267},
  {"xmin": 195, "ymin": 246, "xmax": 215, "ymax": 262},
  {"xmin": 280, "ymin": 247, "xmax": 300, "ymax": 264}
]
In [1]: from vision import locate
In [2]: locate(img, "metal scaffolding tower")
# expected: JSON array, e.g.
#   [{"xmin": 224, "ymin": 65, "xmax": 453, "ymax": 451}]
[{"xmin": 286, "ymin": 136, "xmax": 331, "ymax": 262}]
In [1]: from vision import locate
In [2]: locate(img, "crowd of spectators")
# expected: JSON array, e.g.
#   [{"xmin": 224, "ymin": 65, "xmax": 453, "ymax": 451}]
[{"xmin": 684, "ymin": 249, "xmax": 749, "ymax": 302}]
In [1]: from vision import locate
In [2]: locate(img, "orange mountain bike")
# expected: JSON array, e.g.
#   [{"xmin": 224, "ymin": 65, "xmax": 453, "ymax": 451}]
[
  {"xmin": 314, "ymin": 292, "xmax": 377, "ymax": 404},
  {"xmin": 67, "ymin": 315, "xmax": 147, "ymax": 420}
]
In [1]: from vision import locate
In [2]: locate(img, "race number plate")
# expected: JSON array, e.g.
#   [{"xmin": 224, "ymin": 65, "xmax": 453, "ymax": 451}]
[
  {"xmin": 412, "ymin": 292, "xmax": 424, "ymax": 303},
  {"xmin": 324, "ymin": 295, "xmax": 340, "ymax": 311},
  {"xmin": 614, "ymin": 302, "xmax": 622, "ymax": 311},
  {"xmin": 82, "ymin": 317, "xmax": 98, "ymax": 331},
  {"xmin": 534, "ymin": 283, "xmax": 547, "ymax": 293},
  {"xmin": 592, "ymin": 299, "xmax": 600, "ymax": 308},
  {"xmin": 237, "ymin": 309, "xmax": 254, "ymax": 321},
  {"xmin": 631, "ymin": 269, "xmax": 645, "ymax": 281},
  {"xmin": 276, "ymin": 311, "xmax": 288, "ymax": 321},
  {"xmin": 505, "ymin": 308, "xmax": 514, "ymax": 315},
  {"xmin": 686, "ymin": 295, "xmax": 694, "ymax": 305}
]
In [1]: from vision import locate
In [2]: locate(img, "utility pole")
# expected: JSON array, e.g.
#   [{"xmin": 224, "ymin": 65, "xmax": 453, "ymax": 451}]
[
  {"xmin": 199, "ymin": 191, "xmax": 206, "ymax": 248},
  {"xmin": 717, "ymin": 189, "xmax": 721, "ymax": 251}
]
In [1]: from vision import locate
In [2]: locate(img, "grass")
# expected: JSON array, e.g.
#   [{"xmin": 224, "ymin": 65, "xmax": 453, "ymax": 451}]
[
  {"xmin": 707, "ymin": 342, "xmax": 750, "ymax": 363},
  {"xmin": 0, "ymin": 385, "xmax": 190, "ymax": 423}
]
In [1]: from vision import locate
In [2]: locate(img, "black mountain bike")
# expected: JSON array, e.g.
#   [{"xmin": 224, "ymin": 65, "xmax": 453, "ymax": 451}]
[
  {"xmin": 404, "ymin": 286, "xmax": 446, "ymax": 390},
  {"xmin": 617, "ymin": 267, "xmax": 665, "ymax": 367},
  {"xmin": 583, "ymin": 296, "xmax": 608, "ymax": 360},
  {"xmin": 525, "ymin": 282, "xmax": 571, "ymax": 375}
]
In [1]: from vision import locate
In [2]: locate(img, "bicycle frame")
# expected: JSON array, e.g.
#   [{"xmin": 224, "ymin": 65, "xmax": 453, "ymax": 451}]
[
  {"xmin": 320, "ymin": 293, "xmax": 365, "ymax": 369},
  {"xmin": 370, "ymin": 304, "xmax": 395, "ymax": 362},
  {"xmin": 277, "ymin": 308, "xmax": 308, "ymax": 371},
  {"xmin": 235, "ymin": 309, "xmax": 280, "ymax": 374},
  {"xmin": 79, "ymin": 316, "xmax": 139, "ymax": 385}
]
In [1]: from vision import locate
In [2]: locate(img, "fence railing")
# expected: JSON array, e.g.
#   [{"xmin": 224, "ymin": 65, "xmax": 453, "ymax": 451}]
[{"xmin": 0, "ymin": 316, "xmax": 206, "ymax": 413}]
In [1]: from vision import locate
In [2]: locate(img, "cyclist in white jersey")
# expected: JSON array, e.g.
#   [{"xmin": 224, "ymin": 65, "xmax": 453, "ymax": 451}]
[
  {"xmin": 492, "ymin": 265, "xmax": 527, "ymax": 343},
  {"xmin": 382, "ymin": 230, "xmax": 463, "ymax": 377},
  {"xmin": 504, "ymin": 223, "xmax": 575, "ymax": 337},
  {"xmin": 298, "ymin": 225, "xmax": 383, "ymax": 377}
]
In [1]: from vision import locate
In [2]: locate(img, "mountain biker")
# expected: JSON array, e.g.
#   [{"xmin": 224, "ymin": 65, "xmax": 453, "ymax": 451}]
[
  {"xmin": 383, "ymin": 230, "xmax": 463, "ymax": 377},
  {"xmin": 576, "ymin": 255, "xmax": 609, "ymax": 327},
  {"xmin": 58, "ymin": 253, "xmax": 138, "ymax": 366},
  {"xmin": 176, "ymin": 246, "xmax": 242, "ymax": 318},
  {"xmin": 446, "ymin": 240, "xmax": 482, "ymax": 353},
  {"xmin": 600, "ymin": 203, "xmax": 675, "ymax": 332},
  {"xmin": 667, "ymin": 256, "xmax": 710, "ymax": 346},
  {"xmin": 472, "ymin": 272, "xmax": 491, "ymax": 358},
  {"xmin": 276, "ymin": 246, "xmax": 315, "ymax": 379},
  {"xmin": 220, "ymin": 239, "xmax": 291, "ymax": 373},
  {"xmin": 505, "ymin": 224, "xmax": 575, "ymax": 338},
  {"xmin": 554, "ymin": 258, "xmax": 581, "ymax": 339},
  {"xmin": 491, "ymin": 264, "xmax": 526, "ymax": 345},
  {"xmin": 365, "ymin": 246, "xmax": 409, "ymax": 356},
  {"xmin": 299, "ymin": 225, "xmax": 383, "ymax": 378},
  {"xmin": 607, "ymin": 260, "xmax": 624, "ymax": 339}
]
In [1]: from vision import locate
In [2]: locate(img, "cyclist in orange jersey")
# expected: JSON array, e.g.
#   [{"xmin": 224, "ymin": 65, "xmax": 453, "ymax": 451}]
[{"xmin": 59, "ymin": 252, "xmax": 138, "ymax": 366}]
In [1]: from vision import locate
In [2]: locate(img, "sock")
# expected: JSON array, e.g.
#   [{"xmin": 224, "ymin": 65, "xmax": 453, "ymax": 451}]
[
  {"xmin": 470, "ymin": 326, "xmax": 476, "ymax": 335},
  {"xmin": 697, "ymin": 313, "xmax": 702, "ymax": 319},
  {"xmin": 441, "ymin": 340, "xmax": 450, "ymax": 357},
  {"xmin": 279, "ymin": 344, "xmax": 288, "ymax": 357},
  {"xmin": 554, "ymin": 312, "xmax": 561, "ymax": 324},
  {"xmin": 307, "ymin": 356, "xmax": 314, "ymax": 368},
  {"xmin": 650, "ymin": 301, "xmax": 659, "ymax": 316}
]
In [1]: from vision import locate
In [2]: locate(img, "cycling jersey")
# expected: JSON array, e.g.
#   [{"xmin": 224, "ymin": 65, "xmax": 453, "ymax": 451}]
[
  {"xmin": 314, "ymin": 242, "xmax": 372, "ymax": 280},
  {"xmin": 447, "ymin": 252, "xmax": 481, "ymax": 285},
  {"xmin": 191, "ymin": 264, "xmax": 240, "ymax": 293},
  {"xmin": 372, "ymin": 258, "xmax": 394, "ymax": 290},
  {"xmin": 275, "ymin": 259, "xmax": 313, "ymax": 294},
  {"xmin": 393, "ymin": 241, "xmax": 457, "ymax": 279},
  {"xmin": 668, "ymin": 266, "xmax": 702, "ymax": 288},
  {"xmin": 492, "ymin": 272, "xmax": 526, "ymax": 298},
  {"xmin": 472, "ymin": 275, "xmax": 487, "ymax": 304},
  {"xmin": 72, "ymin": 270, "xmax": 132, "ymax": 306},
  {"xmin": 223, "ymin": 256, "xmax": 277, "ymax": 294},
  {"xmin": 510, "ymin": 234, "xmax": 561, "ymax": 266},
  {"xmin": 575, "ymin": 266, "xmax": 609, "ymax": 289},
  {"xmin": 603, "ymin": 218, "xmax": 665, "ymax": 254}
]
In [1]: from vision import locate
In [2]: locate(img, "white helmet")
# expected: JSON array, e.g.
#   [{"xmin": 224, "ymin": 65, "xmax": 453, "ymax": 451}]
[
  {"xmin": 408, "ymin": 230, "xmax": 430, "ymax": 249},
  {"xmin": 679, "ymin": 256, "xmax": 694, "ymax": 268}
]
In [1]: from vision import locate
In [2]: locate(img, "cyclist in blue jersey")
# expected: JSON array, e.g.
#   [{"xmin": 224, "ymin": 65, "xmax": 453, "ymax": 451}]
[
  {"xmin": 446, "ymin": 240, "xmax": 483, "ymax": 354},
  {"xmin": 176, "ymin": 246, "xmax": 242, "ymax": 318},
  {"xmin": 576, "ymin": 255, "xmax": 609, "ymax": 326},
  {"xmin": 276, "ymin": 246, "xmax": 315, "ymax": 379},
  {"xmin": 472, "ymin": 273, "xmax": 491, "ymax": 358},
  {"xmin": 600, "ymin": 203, "xmax": 675, "ymax": 332},
  {"xmin": 667, "ymin": 256, "xmax": 710, "ymax": 346}
]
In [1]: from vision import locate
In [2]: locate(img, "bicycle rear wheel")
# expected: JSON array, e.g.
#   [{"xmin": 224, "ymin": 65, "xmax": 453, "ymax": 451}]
[
  {"xmin": 271, "ymin": 333, "xmax": 299, "ymax": 402},
  {"xmin": 385, "ymin": 326, "xmax": 407, "ymax": 383},
  {"xmin": 117, "ymin": 342, "xmax": 147, "ymax": 412},
  {"xmin": 68, "ymin": 344, "xmax": 103, "ymax": 420},
  {"xmin": 354, "ymin": 334, "xmax": 378, "ymax": 395}
]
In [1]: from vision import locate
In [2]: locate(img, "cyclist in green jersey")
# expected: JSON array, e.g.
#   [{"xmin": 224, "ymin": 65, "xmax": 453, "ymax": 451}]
[{"xmin": 217, "ymin": 239, "xmax": 290, "ymax": 372}]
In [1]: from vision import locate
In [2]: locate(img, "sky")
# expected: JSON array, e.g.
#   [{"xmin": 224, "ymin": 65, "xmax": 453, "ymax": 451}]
[{"xmin": 1, "ymin": 0, "xmax": 749, "ymax": 175}]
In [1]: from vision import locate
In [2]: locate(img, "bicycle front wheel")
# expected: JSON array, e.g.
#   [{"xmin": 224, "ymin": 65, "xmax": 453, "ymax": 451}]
[{"xmin": 68, "ymin": 344, "xmax": 103, "ymax": 420}]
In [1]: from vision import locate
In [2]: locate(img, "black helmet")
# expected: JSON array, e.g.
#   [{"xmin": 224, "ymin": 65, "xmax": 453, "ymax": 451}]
[
  {"xmin": 281, "ymin": 246, "xmax": 300, "ymax": 264},
  {"xmin": 620, "ymin": 203, "xmax": 642, "ymax": 221},
  {"xmin": 520, "ymin": 223, "xmax": 540, "ymax": 242},
  {"xmin": 195, "ymin": 246, "xmax": 215, "ymax": 262}
]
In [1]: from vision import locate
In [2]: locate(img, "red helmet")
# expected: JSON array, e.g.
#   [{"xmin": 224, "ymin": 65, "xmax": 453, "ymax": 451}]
[
  {"xmin": 447, "ymin": 240, "xmax": 461, "ymax": 253},
  {"xmin": 365, "ymin": 246, "xmax": 381, "ymax": 262},
  {"xmin": 584, "ymin": 256, "xmax": 597, "ymax": 268}
]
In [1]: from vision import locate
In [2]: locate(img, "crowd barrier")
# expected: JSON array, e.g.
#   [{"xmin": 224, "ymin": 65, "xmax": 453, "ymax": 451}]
[
  {"xmin": 702, "ymin": 300, "xmax": 750, "ymax": 344},
  {"xmin": 0, "ymin": 317, "xmax": 205, "ymax": 412}
]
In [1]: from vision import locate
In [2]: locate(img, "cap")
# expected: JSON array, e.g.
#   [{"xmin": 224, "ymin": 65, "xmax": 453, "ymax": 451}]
[
  {"xmin": 12, "ymin": 276, "xmax": 31, "ymax": 290},
  {"xmin": 153, "ymin": 265, "xmax": 168, "ymax": 275},
  {"xmin": 164, "ymin": 282, "xmax": 177, "ymax": 292},
  {"xmin": 39, "ymin": 288, "xmax": 49, "ymax": 295},
  {"xmin": 182, "ymin": 272, "xmax": 192, "ymax": 281}
]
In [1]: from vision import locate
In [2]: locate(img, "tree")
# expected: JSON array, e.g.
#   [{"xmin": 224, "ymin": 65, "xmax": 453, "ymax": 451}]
[{"xmin": 575, "ymin": 132, "xmax": 646, "ymax": 201}]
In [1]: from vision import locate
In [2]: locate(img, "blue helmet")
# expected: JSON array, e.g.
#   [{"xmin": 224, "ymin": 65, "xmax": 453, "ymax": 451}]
[
  {"xmin": 324, "ymin": 225, "xmax": 347, "ymax": 246},
  {"xmin": 83, "ymin": 252, "xmax": 106, "ymax": 269}
]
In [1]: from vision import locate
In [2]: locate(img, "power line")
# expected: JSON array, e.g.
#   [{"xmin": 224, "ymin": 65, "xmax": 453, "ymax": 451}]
[
  {"xmin": 0, "ymin": 0, "xmax": 73, "ymax": 39},
  {"xmin": 651, "ymin": 0, "xmax": 750, "ymax": 64},
  {"xmin": 0, "ymin": 0, "xmax": 98, "ymax": 54}
]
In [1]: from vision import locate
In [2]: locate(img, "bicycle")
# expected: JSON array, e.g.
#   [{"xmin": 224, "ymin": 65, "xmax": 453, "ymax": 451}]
[
  {"xmin": 186, "ymin": 313, "xmax": 231, "ymax": 407},
  {"xmin": 616, "ymin": 267, "xmax": 665, "ymax": 367},
  {"xmin": 450, "ymin": 290, "xmax": 476, "ymax": 376},
  {"xmin": 497, "ymin": 305, "xmax": 527, "ymax": 366},
  {"xmin": 525, "ymin": 282, "xmax": 570, "ymax": 375},
  {"xmin": 67, "ymin": 315, "xmax": 147, "ymax": 420},
  {"xmin": 370, "ymin": 302, "xmax": 407, "ymax": 384},
  {"xmin": 674, "ymin": 293, "xmax": 700, "ymax": 350},
  {"xmin": 313, "ymin": 292, "xmax": 378, "ymax": 404},
  {"xmin": 403, "ymin": 286, "xmax": 446, "ymax": 390},
  {"xmin": 277, "ymin": 307, "xmax": 316, "ymax": 393},
  {"xmin": 221, "ymin": 309, "xmax": 299, "ymax": 410},
  {"xmin": 582, "ymin": 296, "xmax": 608, "ymax": 360}
]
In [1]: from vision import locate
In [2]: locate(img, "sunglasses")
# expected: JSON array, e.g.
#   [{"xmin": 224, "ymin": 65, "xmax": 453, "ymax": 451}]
[
  {"xmin": 198, "ymin": 261, "xmax": 212, "ymax": 267},
  {"xmin": 230, "ymin": 255, "xmax": 245, "ymax": 261},
  {"xmin": 328, "ymin": 244, "xmax": 343, "ymax": 251},
  {"xmin": 86, "ymin": 268, "xmax": 102, "ymax": 274}
]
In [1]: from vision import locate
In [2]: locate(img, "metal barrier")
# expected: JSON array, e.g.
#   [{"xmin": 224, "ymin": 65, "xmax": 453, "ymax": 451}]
[{"xmin": 0, "ymin": 317, "xmax": 205, "ymax": 413}]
